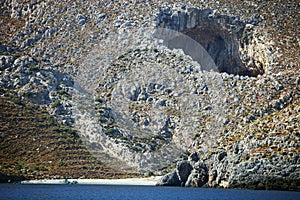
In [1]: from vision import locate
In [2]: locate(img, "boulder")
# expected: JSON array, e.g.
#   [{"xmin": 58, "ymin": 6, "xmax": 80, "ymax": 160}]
[
  {"xmin": 217, "ymin": 150, "xmax": 227, "ymax": 161},
  {"xmin": 185, "ymin": 169, "xmax": 208, "ymax": 187},
  {"xmin": 185, "ymin": 162, "xmax": 208, "ymax": 187},
  {"xmin": 0, "ymin": 56, "xmax": 15, "ymax": 70},
  {"xmin": 176, "ymin": 160, "xmax": 193, "ymax": 185},
  {"xmin": 188, "ymin": 152, "xmax": 200, "ymax": 162},
  {"xmin": 156, "ymin": 169, "xmax": 180, "ymax": 186}
]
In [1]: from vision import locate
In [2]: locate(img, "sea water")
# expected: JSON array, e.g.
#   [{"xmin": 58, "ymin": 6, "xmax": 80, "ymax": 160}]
[{"xmin": 0, "ymin": 184, "xmax": 299, "ymax": 200}]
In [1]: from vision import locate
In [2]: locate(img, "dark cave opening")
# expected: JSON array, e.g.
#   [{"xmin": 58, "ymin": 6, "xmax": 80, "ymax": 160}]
[
  {"xmin": 157, "ymin": 8, "xmax": 266, "ymax": 77},
  {"xmin": 183, "ymin": 25, "xmax": 263, "ymax": 77}
]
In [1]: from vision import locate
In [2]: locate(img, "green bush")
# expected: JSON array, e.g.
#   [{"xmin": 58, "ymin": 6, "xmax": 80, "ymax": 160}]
[
  {"xmin": 51, "ymin": 100, "xmax": 61, "ymax": 107},
  {"xmin": 104, "ymin": 128, "xmax": 115, "ymax": 135},
  {"xmin": 57, "ymin": 90, "xmax": 70, "ymax": 98},
  {"xmin": 95, "ymin": 97, "xmax": 105, "ymax": 104},
  {"xmin": 14, "ymin": 163, "xmax": 23, "ymax": 171},
  {"xmin": 58, "ymin": 161, "xmax": 67, "ymax": 167},
  {"xmin": 34, "ymin": 165, "xmax": 48, "ymax": 171}
]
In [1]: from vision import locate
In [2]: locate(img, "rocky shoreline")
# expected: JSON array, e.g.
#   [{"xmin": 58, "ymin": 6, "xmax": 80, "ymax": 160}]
[{"xmin": 156, "ymin": 153, "xmax": 300, "ymax": 190}]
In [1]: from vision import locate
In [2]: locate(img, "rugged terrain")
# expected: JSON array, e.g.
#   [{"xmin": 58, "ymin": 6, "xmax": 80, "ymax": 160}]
[
  {"xmin": 0, "ymin": 0, "xmax": 299, "ymax": 190},
  {"xmin": 0, "ymin": 89, "xmax": 137, "ymax": 182}
]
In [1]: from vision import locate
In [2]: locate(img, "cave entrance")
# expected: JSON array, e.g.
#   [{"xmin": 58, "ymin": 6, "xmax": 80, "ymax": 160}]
[
  {"xmin": 183, "ymin": 24, "xmax": 244, "ymax": 75},
  {"xmin": 156, "ymin": 8, "xmax": 265, "ymax": 77}
]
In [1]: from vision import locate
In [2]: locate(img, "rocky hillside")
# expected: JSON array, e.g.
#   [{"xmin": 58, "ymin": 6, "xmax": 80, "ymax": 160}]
[
  {"xmin": 0, "ymin": 0, "xmax": 299, "ymax": 190},
  {"xmin": 0, "ymin": 89, "xmax": 137, "ymax": 182}
]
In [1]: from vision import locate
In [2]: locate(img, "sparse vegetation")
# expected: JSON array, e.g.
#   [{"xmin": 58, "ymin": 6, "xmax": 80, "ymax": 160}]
[
  {"xmin": 57, "ymin": 161, "xmax": 67, "ymax": 167},
  {"xmin": 57, "ymin": 89, "xmax": 70, "ymax": 98},
  {"xmin": 51, "ymin": 100, "xmax": 61, "ymax": 108},
  {"xmin": 0, "ymin": 90, "xmax": 138, "ymax": 182}
]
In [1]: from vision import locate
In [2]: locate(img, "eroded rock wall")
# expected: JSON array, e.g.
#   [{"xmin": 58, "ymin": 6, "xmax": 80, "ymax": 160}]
[{"xmin": 155, "ymin": 7, "xmax": 272, "ymax": 76}]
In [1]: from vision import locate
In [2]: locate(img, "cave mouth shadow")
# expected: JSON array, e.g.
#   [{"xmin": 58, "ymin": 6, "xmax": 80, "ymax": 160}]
[
  {"xmin": 183, "ymin": 24, "xmax": 263, "ymax": 77},
  {"xmin": 156, "ymin": 8, "xmax": 265, "ymax": 77}
]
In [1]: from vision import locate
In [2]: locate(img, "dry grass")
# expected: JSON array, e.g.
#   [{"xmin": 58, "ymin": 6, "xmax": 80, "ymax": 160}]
[{"xmin": 0, "ymin": 89, "xmax": 138, "ymax": 181}]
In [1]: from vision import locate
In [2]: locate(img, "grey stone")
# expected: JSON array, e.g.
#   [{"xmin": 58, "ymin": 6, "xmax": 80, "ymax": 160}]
[
  {"xmin": 176, "ymin": 160, "xmax": 193, "ymax": 185},
  {"xmin": 156, "ymin": 170, "xmax": 180, "ymax": 186},
  {"xmin": 273, "ymin": 100, "xmax": 282, "ymax": 110},
  {"xmin": 78, "ymin": 19, "xmax": 86, "ymax": 26},
  {"xmin": 124, "ymin": 84, "xmax": 141, "ymax": 101},
  {"xmin": 185, "ymin": 168, "xmax": 208, "ymax": 187},
  {"xmin": 156, "ymin": 6, "xmax": 266, "ymax": 76},
  {"xmin": 185, "ymin": 162, "xmax": 208, "ymax": 187},
  {"xmin": 193, "ymin": 161, "xmax": 207, "ymax": 171},
  {"xmin": 188, "ymin": 152, "xmax": 200, "ymax": 162},
  {"xmin": 99, "ymin": 13, "xmax": 106, "ymax": 19},
  {"xmin": 155, "ymin": 99, "xmax": 166, "ymax": 107},
  {"xmin": 0, "ymin": 56, "xmax": 15, "ymax": 70},
  {"xmin": 13, "ymin": 56, "xmax": 37, "ymax": 69},
  {"xmin": 114, "ymin": 19, "xmax": 123, "ymax": 27},
  {"xmin": 234, "ymin": 142, "xmax": 239, "ymax": 154},
  {"xmin": 296, "ymin": 76, "xmax": 300, "ymax": 85},
  {"xmin": 143, "ymin": 119, "xmax": 150, "ymax": 126},
  {"xmin": 137, "ymin": 90, "xmax": 149, "ymax": 101},
  {"xmin": 121, "ymin": 21, "xmax": 132, "ymax": 27},
  {"xmin": 44, "ymin": 28, "xmax": 56, "ymax": 38}
]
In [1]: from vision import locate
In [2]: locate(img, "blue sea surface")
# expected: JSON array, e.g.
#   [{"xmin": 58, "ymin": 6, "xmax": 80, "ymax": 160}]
[{"xmin": 0, "ymin": 184, "xmax": 299, "ymax": 200}]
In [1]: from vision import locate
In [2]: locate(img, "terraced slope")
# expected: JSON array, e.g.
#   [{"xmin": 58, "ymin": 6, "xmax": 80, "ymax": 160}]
[{"xmin": 0, "ymin": 89, "xmax": 137, "ymax": 182}]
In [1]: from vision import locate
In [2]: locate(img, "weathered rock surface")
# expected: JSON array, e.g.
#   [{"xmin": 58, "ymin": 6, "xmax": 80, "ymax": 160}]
[
  {"xmin": 176, "ymin": 160, "xmax": 193, "ymax": 186},
  {"xmin": 185, "ymin": 162, "xmax": 208, "ymax": 187},
  {"xmin": 155, "ymin": 7, "xmax": 271, "ymax": 76},
  {"xmin": 0, "ymin": 55, "xmax": 74, "ymax": 125},
  {"xmin": 0, "ymin": 0, "xmax": 299, "ymax": 190},
  {"xmin": 156, "ymin": 169, "xmax": 181, "ymax": 186}
]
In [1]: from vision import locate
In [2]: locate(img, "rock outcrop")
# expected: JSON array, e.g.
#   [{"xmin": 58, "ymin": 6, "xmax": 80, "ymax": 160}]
[
  {"xmin": 155, "ymin": 7, "xmax": 271, "ymax": 76},
  {"xmin": 0, "ymin": 55, "xmax": 74, "ymax": 125},
  {"xmin": 158, "ymin": 144, "xmax": 300, "ymax": 190}
]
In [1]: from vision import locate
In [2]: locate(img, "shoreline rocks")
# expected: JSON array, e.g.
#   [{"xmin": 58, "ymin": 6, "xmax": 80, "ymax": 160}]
[{"xmin": 157, "ymin": 146, "xmax": 300, "ymax": 191}]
